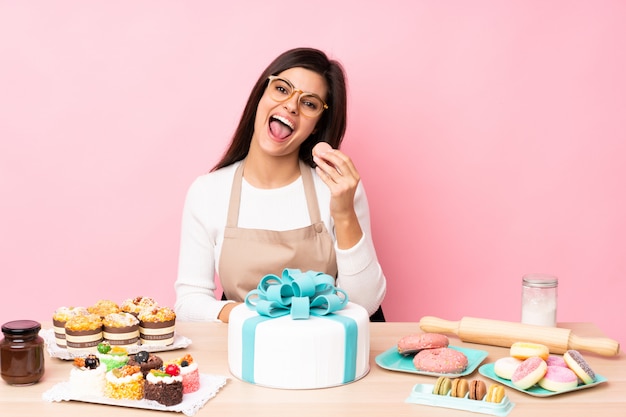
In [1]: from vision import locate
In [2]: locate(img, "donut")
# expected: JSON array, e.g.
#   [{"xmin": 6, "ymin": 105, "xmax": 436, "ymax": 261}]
[
  {"xmin": 563, "ymin": 350, "xmax": 596, "ymax": 384},
  {"xmin": 451, "ymin": 378, "xmax": 469, "ymax": 398},
  {"xmin": 413, "ymin": 347, "xmax": 468, "ymax": 374},
  {"xmin": 546, "ymin": 355, "xmax": 568, "ymax": 368},
  {"xmin": 397, "ymin": 333, "xmax": 449, "ymax": 355},
  {"xmin": 511, "ymin": 356, "xmax": 548, "ymax": 390},
  {"xmin": 469, "ymin": 379, "xmax": 487, "ymax": 400},
  {"xmin": 493, "ymin": 356, "xmax": 522, "ymax": 380},
  {"xmin": 538, "ymin": 365, "xmax": 578, "ymax": 392},
  {"xmin": 485, "ymin": 384, "xmax": 506, "ymax": 403},
  {"xmin": 432, "ymin": 376, "xmax": 452, "ymax": 395},
  {"xmin": 510, "ymin": 342, "xmax": 549, "ymax": 360}
]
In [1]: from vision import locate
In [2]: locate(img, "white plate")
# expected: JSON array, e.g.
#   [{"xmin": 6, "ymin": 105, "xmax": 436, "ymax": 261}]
[
  {"xmin": 41, "ymin": 328, "xmax": 192, "ymax": 360},
  {"xmin": 42, "ymin": 373, "xmax": 228, "ymax": 416}
]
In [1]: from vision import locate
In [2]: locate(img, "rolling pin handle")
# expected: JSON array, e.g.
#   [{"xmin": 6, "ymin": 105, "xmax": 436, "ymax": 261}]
[
  {"xmin": 419, "ymin": 316, "xmax": 461, "ymax": 335},
  {"xmin": 568, "ymin": 334, "xmax": 620, "ymax": 357}
]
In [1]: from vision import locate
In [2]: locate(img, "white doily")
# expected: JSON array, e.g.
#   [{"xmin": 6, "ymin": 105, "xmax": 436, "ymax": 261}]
[{"xmin": 42, "ymin": 373, "xmax": 228, "ymax": 416}]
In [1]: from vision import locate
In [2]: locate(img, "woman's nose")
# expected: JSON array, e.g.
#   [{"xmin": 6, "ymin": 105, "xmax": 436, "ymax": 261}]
[{"xmin": 283, "ymin": 94, "xmax": 300, "ymax": 114}]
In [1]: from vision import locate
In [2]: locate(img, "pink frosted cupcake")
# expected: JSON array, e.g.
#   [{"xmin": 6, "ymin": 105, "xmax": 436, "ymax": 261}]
[{"xmin": 166, "ymin": 354, "xmax": 200, "ymax": 393}]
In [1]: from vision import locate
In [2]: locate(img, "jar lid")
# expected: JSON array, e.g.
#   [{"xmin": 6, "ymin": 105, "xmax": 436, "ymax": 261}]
[
  {"xmin": 522, "ymin": 274, "xmax": 558, "ymax": 288},
  {"xmin": 2, "ymin": 320, "xmax": 42, "ymax": 335}
]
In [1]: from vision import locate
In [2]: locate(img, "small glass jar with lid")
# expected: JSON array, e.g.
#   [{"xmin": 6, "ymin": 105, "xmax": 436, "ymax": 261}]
[
  {"xmin": 521, "ymin": 274, "xmax": 558, "ymax": 327},
  {"xmin": 1, "ymin": 320, "xmax": 45, "ymax": 385}
]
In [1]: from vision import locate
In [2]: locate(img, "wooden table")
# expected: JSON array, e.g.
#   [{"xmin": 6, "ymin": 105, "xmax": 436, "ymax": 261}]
[{"xmin": 1, "ymin": 321, "xmax": 623, "ymax": 416}]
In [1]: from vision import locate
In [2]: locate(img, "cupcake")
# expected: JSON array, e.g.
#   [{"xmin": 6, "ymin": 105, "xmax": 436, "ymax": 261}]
[
  {"xmin": 52, "ymin": 306, "xmax": 89, "ymax": 348},
  {"xmin": 88, "ymin": 299, "xmax": 120, "ymax": 318},
  {"xmin": 138, "ymin": 307, "xmax": 176, "ymax": 346},
  {"xmin": 127, "ymin": 350, "xmax": 163, "ymax": 377},
  {"xmin": 104, "ymin": 365, "xmax": 144, "ymax": 400},
  {"xmin": 65, "ymin": 313, "xmax": 103, "ymax": 353},
  {"xmin": 97, "ymin": 342, "xmax": 129, "ymax": 371},
  {"xmin": 102, "ymin": 312, "xmax": 140, "ymax": 348},
  {"xmin": 120, "ymin": 296, "xmax": 158, "ymax": 317},
  {"xmin": 167, "ymin": 354, "xmax": 200, "ymax": 393},
  {"xmin": 144, "ymin": 365, "xmax": 183, "ymax": 406},
  {"xmin": 69, "ymin": 354, "xmax": 107, "ymax": 398}
]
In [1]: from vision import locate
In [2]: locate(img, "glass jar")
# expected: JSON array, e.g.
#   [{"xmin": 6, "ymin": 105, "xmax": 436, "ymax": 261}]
[
  {"xmin": 521, "ymin": 274, "xmax": 558, "ymax": 327},
  {"xmin": 1, "ymin": 320, "xmax": 45, "ymax": 385}
]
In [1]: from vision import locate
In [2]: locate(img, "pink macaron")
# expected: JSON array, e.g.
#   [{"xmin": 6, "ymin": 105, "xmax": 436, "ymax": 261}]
[
  {"xmin": 511, "ymin": 356, "xmax": 547, "ymax": 390},
  {"xmin": 538, "ymin": 365, "xmax": 578, "ymax": 392}
]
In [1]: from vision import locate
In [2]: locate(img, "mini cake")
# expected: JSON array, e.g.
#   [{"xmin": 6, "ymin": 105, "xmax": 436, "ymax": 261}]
[
  {"xmin": 121, "ymin": 296, "xmax": 158, "ymax": 317},
  {"xmin": 69, "ymin": 354, "xmax": 107, "ymax": 398},
  {"xmin": 104, "ymin": 365, "xmax": 144, "ymax": 400},
  {"xmin": 97, "ymin": 342, "xmax": 129, "ymax": 371},
  {"xmin": 102, "ymin": 312, "xmax": 140, "ymax": 347},
  {"xmin": 88, "ymin": 299, "xmax": 120, "ymax": 318},
  {"xmin": 138, "ymin": 307, "xmax": 176, "ymax": 346},
  {"xmin": 65, "ymin": 313, "xmax": 103, "ymax": 352},
  {"xmin": 52, "ymin": 306, "xmax": 89, "ymax": 348},
  {"xmin": 127, "ymin": 350, "xmax": 163, "ymax": 377},
  {"xmin": 167, "ymin": 354, "xmax": 200, "ymax": 393},
  {"xmin": 144, "ymin": 365, "xmax": 184, "ymax": 406}
]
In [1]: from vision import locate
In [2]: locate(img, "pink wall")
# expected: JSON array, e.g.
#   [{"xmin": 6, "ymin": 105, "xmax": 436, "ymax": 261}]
[{"xmin": 1, "ymin": 2, "xmax": 624, "ymax": 343}]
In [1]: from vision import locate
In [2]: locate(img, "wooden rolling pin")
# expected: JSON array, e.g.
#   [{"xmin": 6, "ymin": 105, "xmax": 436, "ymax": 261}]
[{"xmin": 419, "ymin": 316, "xmax": 620, "ymax": 356}]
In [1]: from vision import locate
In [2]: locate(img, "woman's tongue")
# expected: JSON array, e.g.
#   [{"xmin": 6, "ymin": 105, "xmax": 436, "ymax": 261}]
[{"xmin": 269, "ymin": 119, "xmax": 293, "ymax": 140}]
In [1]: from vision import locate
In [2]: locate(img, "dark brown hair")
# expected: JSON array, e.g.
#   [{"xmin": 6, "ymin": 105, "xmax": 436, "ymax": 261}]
[{"xmin": 212, "ymin": 47, "xmax": 347, "ymax": 171}]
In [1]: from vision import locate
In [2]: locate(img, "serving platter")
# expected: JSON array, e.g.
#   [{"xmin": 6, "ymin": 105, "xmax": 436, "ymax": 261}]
[
  {"xmin": 42, "ymin": 373, "xmax": 228, "ymax": 416},
  {"xmin": 479, "ymin": 363, "xmax": 608, "ymax": 397},
  {"xmin": 41, "ymin": 328, "xmax": 192, "ymax": 360},
  {"xmin": 375, "ymin": 345, "xmax": 488, "ymax": 378}
]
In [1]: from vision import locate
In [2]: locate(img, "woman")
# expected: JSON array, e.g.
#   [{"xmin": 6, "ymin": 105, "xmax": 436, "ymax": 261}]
[{"xmin": 174, "ymin": 47, "xmax": 386, "ymax": 322}]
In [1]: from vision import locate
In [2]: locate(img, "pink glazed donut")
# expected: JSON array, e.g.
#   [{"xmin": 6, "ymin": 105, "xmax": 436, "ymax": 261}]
[
  {"xmin": 413, "ymin": 347, "xmax": 468, "ymax": 374},
  {"xmin": 511, "ymin": 356, "xmax": 547, "ymax": 390},
  {"xmin": 538, "ymin": 366, "xmax": 578, "ymax": 392},
  {"xmin": 546, "ymin": 355, "xmax": 568, "ymax": 368}
]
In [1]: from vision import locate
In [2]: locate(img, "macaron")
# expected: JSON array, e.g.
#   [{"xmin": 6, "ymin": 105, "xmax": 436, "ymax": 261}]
[
  {"xmin": 450, "ymin": 378, "xmax": 469, "ymax": 398},
  {"xmin": 563, "ymin": 350, "xmax": 596, "ymax": 384},
  {"xmin": 469, "ymin": 379, "xmax": 487, "ymax": 400},
  {"xmin": 432, "ymin": 376, "xmax": 452, "ymax": 395},
  {"xmin": 511, "ymin": 356, "xmax": 548, "ymax": 390},
  {"xmin": 494, "ymin": 356, "xmax": 522, "ymax": 380},
  {"xmin": 312, "ymin": 141, "xmax": 333, "ymax": 157},
  {"xmin": 485, "ymin": 384, "xmax": 506, "ymax": 403},
  {"xmin": 538, "ymin": 365, "xmax": 578, "ymax": 392}
]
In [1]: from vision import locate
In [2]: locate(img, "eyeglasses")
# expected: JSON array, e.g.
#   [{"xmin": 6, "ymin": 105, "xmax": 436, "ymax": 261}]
[{"xmin": 266, "ymin": 75, "xmax": 328, "ymax": 118}]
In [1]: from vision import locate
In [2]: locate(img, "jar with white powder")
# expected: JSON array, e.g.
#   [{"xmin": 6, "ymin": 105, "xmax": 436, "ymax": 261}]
[{"xmin": 521, "ymin": 274, "xmax": 558, "ymax": 327}]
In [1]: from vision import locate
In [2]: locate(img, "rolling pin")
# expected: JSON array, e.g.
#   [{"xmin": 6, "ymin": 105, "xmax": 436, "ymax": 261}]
[{"xmin": 419, "ymin": 316, "xmax": 620, "ymax": 356}]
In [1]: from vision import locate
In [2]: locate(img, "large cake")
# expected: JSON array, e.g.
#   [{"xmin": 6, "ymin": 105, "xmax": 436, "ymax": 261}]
[{"xmin": 228, "ymin": 269, "xmax": 370, "ymax": 389}]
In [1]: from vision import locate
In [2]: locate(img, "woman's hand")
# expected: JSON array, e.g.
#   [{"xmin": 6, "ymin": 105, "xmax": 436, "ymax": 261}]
[{"xmin": 312, "ymin": 142, "xmax": 363, "ymax": 249}]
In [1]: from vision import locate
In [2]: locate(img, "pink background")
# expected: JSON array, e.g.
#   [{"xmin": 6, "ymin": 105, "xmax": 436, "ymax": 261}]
[{"xmin": 1, "ymin": 2, "xmax": 624, "ymax": 343}]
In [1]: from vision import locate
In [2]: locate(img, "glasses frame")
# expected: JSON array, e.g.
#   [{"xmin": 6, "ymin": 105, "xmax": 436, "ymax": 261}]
[{"xmin": 266, "ymin": 75, "xmax": 329, "ymax": 118}]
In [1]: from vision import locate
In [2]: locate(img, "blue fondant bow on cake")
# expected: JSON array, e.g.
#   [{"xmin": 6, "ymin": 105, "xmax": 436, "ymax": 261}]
[{"xmin": 244, "ymin": 268, "xmax": 348, "ymax": 319}]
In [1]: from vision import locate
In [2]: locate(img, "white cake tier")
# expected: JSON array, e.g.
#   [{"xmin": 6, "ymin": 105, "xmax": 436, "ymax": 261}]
[{"xmin": 228, "ymin": 302, "xmax": 370, "ymax": 389}]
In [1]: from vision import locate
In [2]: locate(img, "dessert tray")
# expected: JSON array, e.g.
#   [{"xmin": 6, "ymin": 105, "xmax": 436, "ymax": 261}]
[
  {"xmin": 42, "ymin": 373, "xmax": 228, "ymax": 416},
  {"xmin": 479, "ymin": 363, "xmax": 608, "ymax": 397},
  {"xmin": 375, "ymin": 345, "xmax": 488, "ymax": 378},
  {"xmin": 41, "ymin": 328, "xmax": 192, "ymax": 360},
  {"xmin": 405, "ymin": 383, "xmax": 515, "ymax": 416}
]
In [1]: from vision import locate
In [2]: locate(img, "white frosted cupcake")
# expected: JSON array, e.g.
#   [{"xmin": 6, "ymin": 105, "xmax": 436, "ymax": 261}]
[{"xmin": 69, "ymin": 354, "xmax": 106, "ymax": 398}]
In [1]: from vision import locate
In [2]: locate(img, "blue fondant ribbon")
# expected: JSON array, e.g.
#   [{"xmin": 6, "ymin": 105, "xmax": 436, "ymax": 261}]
[
  {"xmin": 244, "ymin": 268, "xmax": 349, "ymax": 319},
  {"xmin": 241, "ymin": 268, "xmax": 357, "ymax": 385}
]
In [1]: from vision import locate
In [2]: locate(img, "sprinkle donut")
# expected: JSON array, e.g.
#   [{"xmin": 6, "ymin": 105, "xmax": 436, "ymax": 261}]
[
  {"xmin": 413, "ymin": 347, "xmax": 468, "ymax": 374},
  {"xmin": 398, "ymin": 333, "xmax": 449, "ymax": 355}
]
